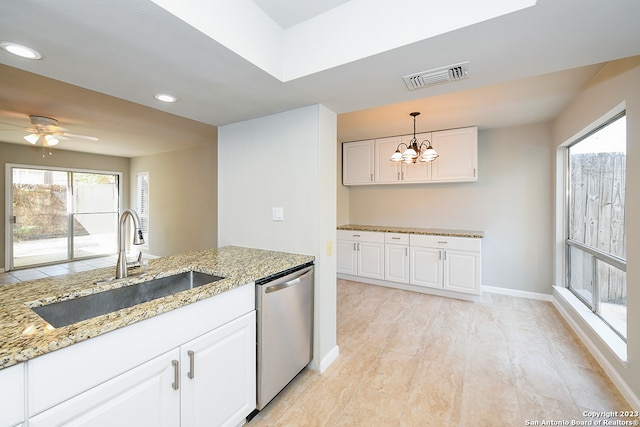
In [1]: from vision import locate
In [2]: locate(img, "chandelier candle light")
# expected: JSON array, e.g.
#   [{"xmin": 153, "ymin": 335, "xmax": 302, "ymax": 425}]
[{"xmin": 390, "ymin": 112, "xmax": 439, "ymax": 163}]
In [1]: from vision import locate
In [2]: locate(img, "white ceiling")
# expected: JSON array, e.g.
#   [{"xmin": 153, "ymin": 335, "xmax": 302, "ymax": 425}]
[{"xmin": 0, "ymin": 0, "xmax": 639, "ymax": 157}]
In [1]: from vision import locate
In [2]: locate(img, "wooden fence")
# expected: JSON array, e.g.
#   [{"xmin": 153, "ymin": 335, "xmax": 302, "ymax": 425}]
[{"xmin": 569, "ymin": 152, "xmax": 626, "ymax": 304}]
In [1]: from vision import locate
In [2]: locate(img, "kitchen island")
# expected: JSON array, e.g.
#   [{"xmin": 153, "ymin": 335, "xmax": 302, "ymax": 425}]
[{"xmin": 0, "ymin": 246, "xmax": 314, "ymax": 426}]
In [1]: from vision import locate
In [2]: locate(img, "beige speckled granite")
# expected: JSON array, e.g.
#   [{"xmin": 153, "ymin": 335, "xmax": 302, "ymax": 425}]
[
  {"xmin": 338, "ymin": 224, "xmax": 484, "ymax": 238},
  {"xmin": 0, "ymin": 246, "xmax": 313, "ymax": 370}
]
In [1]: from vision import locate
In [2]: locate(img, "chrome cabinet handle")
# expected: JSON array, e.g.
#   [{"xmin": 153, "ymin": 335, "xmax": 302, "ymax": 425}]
[
  {"xmin": 353, "ymin": 242, "xmax": 357, "ymax": 251},
  {"xmin": 438, "ymin": 250, "xmax": 442, "ymax": 260},
  {"xmin": 172, "ymin": 360, "xmax": 179, "ymax": 390},
  {"xmin": 443, "ymin": 250, "xmax": 447, "ymax": 261},
  {"xmin": 188, "ymin": 350, "xmax": 195, "ymax": 379},
  {"xmin": 437, "ymin": 241, "xmax": 448, "ymax": 244}
]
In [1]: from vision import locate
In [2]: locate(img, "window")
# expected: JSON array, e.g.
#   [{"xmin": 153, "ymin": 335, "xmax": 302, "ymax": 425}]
[
  {"xmin": 137, "ymin": 171, "xmax": 149, "ymax": 249},
  {"xmin": 566, "ymin": 112, "xmax": 626, "ymax": 340},
  {"xmin": 8, "ymin": 165, "xmax": 120, "ymax": 269}
]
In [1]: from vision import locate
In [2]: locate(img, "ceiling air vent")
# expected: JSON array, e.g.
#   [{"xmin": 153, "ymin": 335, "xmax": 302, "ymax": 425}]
[{"xmin": 403, "ymin": 62, "xmax": 469, "ymax": 91}]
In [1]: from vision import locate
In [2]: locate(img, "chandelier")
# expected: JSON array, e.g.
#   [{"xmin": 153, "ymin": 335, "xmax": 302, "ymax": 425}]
[{"xmin": 389, "ymin": 112, "xmax": 439, "ymax": 163}]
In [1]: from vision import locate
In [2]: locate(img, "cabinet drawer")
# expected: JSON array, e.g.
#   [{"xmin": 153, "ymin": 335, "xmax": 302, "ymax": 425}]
[
  {"xmin": 410, "ymin": 234, "xmax": 481, "ymax": 251},
  {"xmin": 337, "ymin": 230, "xmax": 384, "ymax": 243},
  {"xmin": 385, "ymin": 233, "xmax": 409, "ymax": 245}
]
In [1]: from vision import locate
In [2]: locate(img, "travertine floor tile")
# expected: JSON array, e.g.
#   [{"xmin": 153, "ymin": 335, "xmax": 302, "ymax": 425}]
[{"xmin": 246, "ymin": 280, "xmax": 632, "ymax": 427}]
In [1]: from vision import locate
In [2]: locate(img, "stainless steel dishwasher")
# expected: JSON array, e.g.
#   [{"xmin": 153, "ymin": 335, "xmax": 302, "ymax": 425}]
[{"xmin": 255, "ymin": 263, "xmax": 314, "ymax": 412}]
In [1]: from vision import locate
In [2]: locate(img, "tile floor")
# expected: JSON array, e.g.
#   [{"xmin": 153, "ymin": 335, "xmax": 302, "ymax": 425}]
[
  {"xmin": 0, "ymin": 256, "xmax": 117, "ymax": 284},
  {"xmin": 247, "ymin": 279, "xmax": 633, "ymax": 427}
]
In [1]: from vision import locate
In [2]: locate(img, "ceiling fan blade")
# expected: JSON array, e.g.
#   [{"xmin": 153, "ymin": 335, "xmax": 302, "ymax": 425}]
[
  {"xmin": 61, "ymin": 132, "xmax": 99, "ymax": 141},
  {"xmin": 0, "ymin": 119, "xmax": 26, "ymax": 129}
]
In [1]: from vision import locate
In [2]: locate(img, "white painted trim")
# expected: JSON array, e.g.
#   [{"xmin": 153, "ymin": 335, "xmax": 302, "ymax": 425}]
[
  {"xmin": 482, "ymin": 285, "xmax": 552, "ymax": 301},
  {"xmin": 308, "ymin": 344, "xmax": 339, "ymax": 373},
  {"xmin": 552, "ymin": 286, "xmax": 639, "ymax": 410}
]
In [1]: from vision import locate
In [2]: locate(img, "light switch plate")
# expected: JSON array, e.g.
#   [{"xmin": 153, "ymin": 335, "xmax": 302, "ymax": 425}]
[{"xmin": 272, "ymin": 207, "xmax": 284, "ymax": 221}]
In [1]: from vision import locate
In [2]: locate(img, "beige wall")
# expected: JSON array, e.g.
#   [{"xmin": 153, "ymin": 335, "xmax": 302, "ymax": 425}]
[
  {"xmin": 0, "ymin": 141, "xmax": 130, "ymax": 271},
  {"xmin": 552, "ymin": 57, "xmax": 640, "ymax": 405},
  {"xmin": 130, "ymin": 143, "xmax": 218, "ymax": 257},
  {"xmin": 339, "ymin": 123, "xmax": 554, "ymax": 295}
]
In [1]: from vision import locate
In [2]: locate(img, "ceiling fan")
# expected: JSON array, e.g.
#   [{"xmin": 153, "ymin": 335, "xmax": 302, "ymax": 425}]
[{"xmin": 3, "ymin": 115, "xmax": 100, "ymax": 156}]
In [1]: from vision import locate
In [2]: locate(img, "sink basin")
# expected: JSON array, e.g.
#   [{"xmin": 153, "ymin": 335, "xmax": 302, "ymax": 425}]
[{"xmin": 31, "ymin": 271, "xmax": 224, "ymax": 328}]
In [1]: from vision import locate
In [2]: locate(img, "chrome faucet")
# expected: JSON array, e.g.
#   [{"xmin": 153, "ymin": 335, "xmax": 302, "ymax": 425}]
[{"xmin": 115, "ymin": 209, "xmax": 145, "ymax": 279}]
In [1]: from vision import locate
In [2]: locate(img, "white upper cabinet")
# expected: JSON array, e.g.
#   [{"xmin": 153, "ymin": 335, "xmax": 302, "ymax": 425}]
[
  {"xmin": 343, "ymin": 139, "xmax": 374, "ymax": 185},
  {"xmin": 431, "ymin": 127, "xmax": 478, "ymax": 182},
  {"xmin": 343, "ymin": 127, "xmax": 477, "ymax": 185},
  {"xmin": 374, "ymin": 136, "xmax": 402, "ymax": 183}
]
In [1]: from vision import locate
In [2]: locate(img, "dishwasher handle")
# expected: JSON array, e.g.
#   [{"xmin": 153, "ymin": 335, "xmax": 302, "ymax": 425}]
[{"xmin": 264, "ymin": 267, "xmax": 312, "ymax": 294}]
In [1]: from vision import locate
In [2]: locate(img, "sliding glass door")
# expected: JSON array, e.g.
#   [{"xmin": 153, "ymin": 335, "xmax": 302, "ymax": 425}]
[{"xmin": 8, "ymin": 166, "xmax": 120, "ymax": 270}]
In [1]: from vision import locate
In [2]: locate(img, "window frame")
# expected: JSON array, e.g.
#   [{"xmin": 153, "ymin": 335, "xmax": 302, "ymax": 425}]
[
  {"xmin": 564, "ymin": 111, "xmax": 627, "ymax": 341},
  {"xmin": 136, "ymin": 171, "xmax": 149, "ymax": 250}
]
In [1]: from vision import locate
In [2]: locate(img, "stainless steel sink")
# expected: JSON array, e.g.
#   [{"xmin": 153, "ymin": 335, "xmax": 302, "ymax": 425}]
[{"xmin": 31, "ymin": 271, "xmax": 224, "ymax": 328}]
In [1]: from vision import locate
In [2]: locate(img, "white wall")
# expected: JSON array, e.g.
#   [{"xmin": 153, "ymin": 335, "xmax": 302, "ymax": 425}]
[
  {"xmin": 344, "ymin": 123, "xmax": 554, "ymax": 295},
  {"xmin": 218, "ymin": 104, "xmax": 338, "ymax": 371},
  {"xmin": 552, "ymin": 57, "xmax": 640, "ymax": 405}
]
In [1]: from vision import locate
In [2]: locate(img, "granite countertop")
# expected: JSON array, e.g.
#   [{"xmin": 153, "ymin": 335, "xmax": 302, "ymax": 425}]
[
  {"xmin": 0, "ymin": 246, "xmax": 314, "ymax": 370},
  {"xmin": 338, "ymin": 224, "xmax": 484, "ymax": 238}
]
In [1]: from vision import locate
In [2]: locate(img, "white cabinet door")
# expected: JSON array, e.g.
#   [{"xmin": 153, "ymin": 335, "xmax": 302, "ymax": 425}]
[
  {"xmin": 181, "ymin": 311, "xmax": 256, "ymax": 427},
  {"xmin": 444, "ymin": 249, "xmax": 481, "ymax": 294},
  {"xmin": 410, "ymin": 246, "xmax": 441, "ymax": 289},
  {"xmin": 0, "ymin": 363, "xmax": 24, "ymax": 427},
  {"xmin": 29, "ymin": 350, "xmax": 181, "ymax": 427},
  {"xmin": 358, "ymin": 241, "xmax": 384, "ymax": 280},
  {"xmin": 431, "ymin": 127, "xmax": 478, "ymax": 182},
  {"xmin": 343, "ymin": 140, "xmax": 374, "ymax": 185},
  {"xmin": 336, "ymin": 239, "xmax": 357, "ymax": 275},
  {"xmin": 375, "ymin": 136, "xmax": 402, "ymax": 183},
  {"xmin": 385, "ymin": 244, "xmax": 409, "ymax": 283},
  {"xmin": 400, "ymin": 133, "xmax": 432, "ymax": 182}
]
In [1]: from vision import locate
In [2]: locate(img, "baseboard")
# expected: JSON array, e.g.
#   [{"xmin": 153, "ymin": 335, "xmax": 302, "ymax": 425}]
[
  {"xmin": 482, "ymin": 285, "xmax": 552, "ymax": 301},
  {"xmin": 552, "ymin": 286, "xmax": 639, "ymax": 410},
  {"xmin": 337, "ymin": 274, "xmax": 481, "ymax": 301},
  {"xmin": 308, "ymin": 344, "xmax": 339, "ymax": 373}
]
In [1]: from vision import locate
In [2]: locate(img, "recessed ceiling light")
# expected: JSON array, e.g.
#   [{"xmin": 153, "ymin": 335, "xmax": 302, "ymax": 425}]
[
  {"xmin": 0, "ymin": 42, "xmax": 42, "ymax": 60},
  {"xmin": 155, "ymin": 93, "xmax": 177, "ymax": 103}
]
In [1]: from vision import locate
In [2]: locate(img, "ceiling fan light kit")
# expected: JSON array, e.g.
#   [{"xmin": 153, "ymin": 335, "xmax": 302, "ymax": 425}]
[{"xmin": 8, "ymin": 115, "xmax": 100, "ymax": 156}]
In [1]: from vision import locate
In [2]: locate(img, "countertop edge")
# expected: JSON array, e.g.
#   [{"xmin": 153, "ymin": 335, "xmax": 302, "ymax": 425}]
[{"xmin": 337, "ymin": 224, "xmax": 484, "ymax": 239}]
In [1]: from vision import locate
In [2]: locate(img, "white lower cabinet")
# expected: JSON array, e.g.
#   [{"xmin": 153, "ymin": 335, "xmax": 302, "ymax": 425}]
[
  {"xmin": 29, "ymin": 311, "xmax": 256, "ymax": 427},
  {"xmin": 336, "ymin": 230, "xmax": 384, "ymax": 280},
  {"xmin": 409, "ymin": 246, "xmax": 442, "ymax": 289},
  {"xmin": 26, "ymin": 283, "xmax": 256, "ymax": 427},
  {"xmin": 410, "ymin": 235, "xmax": 481, "ymax": 295},
  {"xmin": 181, "ymin": 311, "xmax": 256, "ymax": 427},
  {"xmin": 0, "ymin": 363, "xmax": 24, "ymax": 427},
  {"xmin": 384, "ymin": 233, "xmax": 409, "ymax": 284},
  {"xmin": 29, "ymin": 349, "xmax": 181, "ymax": 427},
  {"xmin": 338, "ymin": 229, "xmax": 482, "ymax": 296}
]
